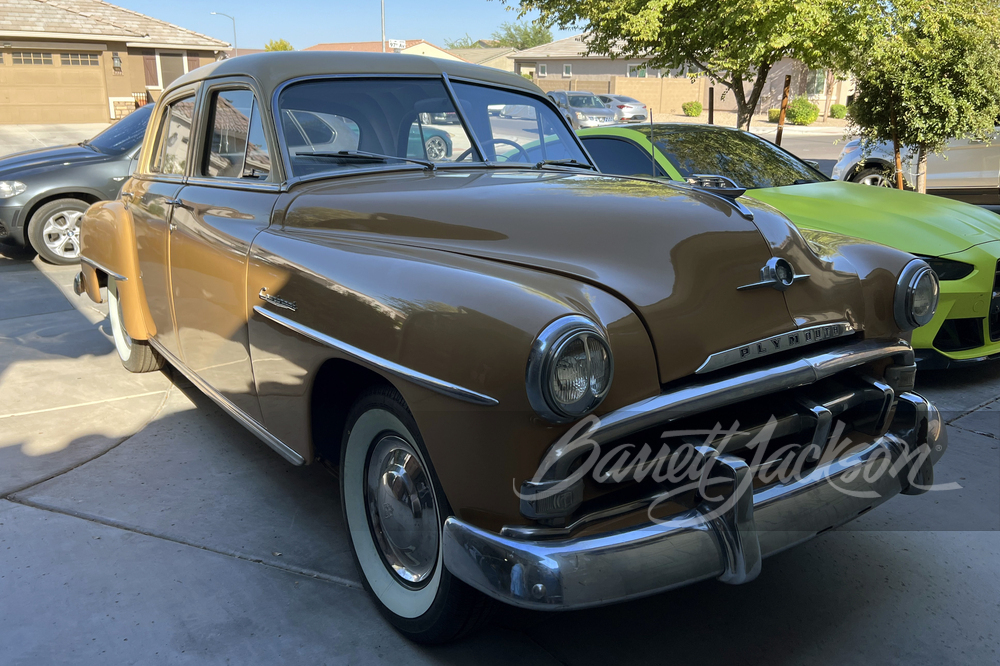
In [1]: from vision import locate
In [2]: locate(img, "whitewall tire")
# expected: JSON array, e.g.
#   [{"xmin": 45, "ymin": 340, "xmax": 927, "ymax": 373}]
[{"xmin": 107, "ymin": 279, "xmax": 164, "ymax": 373}]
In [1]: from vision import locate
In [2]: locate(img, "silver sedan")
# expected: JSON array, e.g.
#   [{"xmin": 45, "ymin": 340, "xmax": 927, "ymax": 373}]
[{"xmin": 598, "ymin": 95, "xmax": 649, "ymax": 123}]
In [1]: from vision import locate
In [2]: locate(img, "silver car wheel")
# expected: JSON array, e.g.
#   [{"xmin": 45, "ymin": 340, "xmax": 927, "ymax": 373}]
[
  {"xmin": 859, "ymin": 173, "xmax": 890, "ymax": 187},
  {"xmin": 424, "ymin": 136, "xmax": 448, "ymax": 162},
  {"xmin": 41, "ymin": 209, "xmax": 84, "ymax": 259},
  {"xmin": 365, "ymin": 434, "xmax": 440, "ymax": 586}
]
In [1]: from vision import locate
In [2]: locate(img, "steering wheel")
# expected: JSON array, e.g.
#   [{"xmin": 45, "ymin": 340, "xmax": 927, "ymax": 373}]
[{"xmin": 455, "ymin": 138, "xmax": 531, "ymax": 163}]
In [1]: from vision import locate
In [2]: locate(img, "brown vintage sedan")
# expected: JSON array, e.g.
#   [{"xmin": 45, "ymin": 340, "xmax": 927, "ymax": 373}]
[{"xmin": 75, "ymin": 52, "xmax": 947, "ymax": 643}]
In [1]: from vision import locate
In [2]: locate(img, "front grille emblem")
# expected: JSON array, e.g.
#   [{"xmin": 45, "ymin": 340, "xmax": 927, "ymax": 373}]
[{"xmin": 738, "ymin": 257, "xmax": 810, "ymax": 292}]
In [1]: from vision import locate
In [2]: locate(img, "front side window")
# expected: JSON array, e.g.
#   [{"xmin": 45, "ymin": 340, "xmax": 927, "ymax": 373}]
[
  {"xmin": 86, "ymin": 104, "xmax": 153, "ymax": 155},
  {"xmin": 204, "ymin": 89, "xmax": 253, "ymax": 178},
  {"xmin": 450, "ymin": 82, "xmax": 588, "ymax": 164},
  {"xmin": 582, "ymin": 137, "xmax": 664, "ymax": 177},
  {"xmin": 641, "ymin": 126, "xmax": 828, "ymax": 188},
  {"xmin": 152, "ymin": 96, "xmax": 195, "ymax": 175}
]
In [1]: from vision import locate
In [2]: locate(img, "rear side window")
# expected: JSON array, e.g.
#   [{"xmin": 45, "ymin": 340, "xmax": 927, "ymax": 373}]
[
  {"xmin": 583, "ymin": 137, "xmax": 664, "ymax": 177},
  {"xmin": 152, "ymin": 96, "xmax": 195, "ymax": 175}
]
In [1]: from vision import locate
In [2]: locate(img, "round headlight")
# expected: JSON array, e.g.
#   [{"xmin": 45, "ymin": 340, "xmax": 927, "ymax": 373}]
[
  {"xmin": 894, "ymin": 259, "xmax": 940, "ymax": 330},
  {"xmin": 527, "ymin": 316, "xmax": 614, "ymax": 422}
]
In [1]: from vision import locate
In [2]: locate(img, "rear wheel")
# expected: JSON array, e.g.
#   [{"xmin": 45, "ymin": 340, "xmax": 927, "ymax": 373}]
[
  {"xmin": 28, "ymin": 198, "xmax": 89, "ymax": 265},
  {"xmin": 340, "ymin": 386, "xmax": 492, "ymax": 643},
  {"xmin": 424, "ymin": 136, "xmax": 448, "ymax": 161},
  {"xmin": 852, "ymin": 166, "xmax": 896, "ymax": 188},
  {"xmin": 108, "ymin": 279, "xmax": 164, "ymax": 373}
]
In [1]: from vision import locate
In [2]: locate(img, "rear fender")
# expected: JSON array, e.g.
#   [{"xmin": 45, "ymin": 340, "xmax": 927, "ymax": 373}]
[{"xmin": 79, "ymin": 200, "xmax": 154, "ymax": 341}]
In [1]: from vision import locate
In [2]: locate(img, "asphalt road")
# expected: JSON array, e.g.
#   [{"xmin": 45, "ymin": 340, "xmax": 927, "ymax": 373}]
[
  {"xmin": 1, "ymin": 244, "xmax": 998, "ymax": 665},
  {"xmin": 776, "ymin": 134, "xmax": 846, "ymax": 177}
]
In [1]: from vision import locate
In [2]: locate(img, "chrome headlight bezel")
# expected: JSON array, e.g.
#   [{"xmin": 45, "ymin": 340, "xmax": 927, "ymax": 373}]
[
  {"xmin": 894, "ymin": 259, "xmax": 940, "ymax": 330},
  {"xmin": 0, "ymin": 181, "xmax": 27, "ymax": 199},
  {"xmin": 526, "ymin": 315, "xmax": 614, "ymax": 423}
]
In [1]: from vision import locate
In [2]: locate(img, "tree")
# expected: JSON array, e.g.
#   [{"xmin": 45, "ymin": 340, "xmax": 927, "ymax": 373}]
[
  {"xmin": 265, "ymin": 39, "xmax": 294, "ymax": 52},
  {"xmin": 444, "ymin": 34, "xmax": 481, "ymax": 49},
  {"xmin": 847, "ymin": 0, "xmax": 1000, "ymax": 193},
  {"xmin": 507, "ymin": 0, "xmax": 854, "ymax": 130},
  {"xmin": 490, "ymin": 20, "xmax": 552, "ymax": 50}
]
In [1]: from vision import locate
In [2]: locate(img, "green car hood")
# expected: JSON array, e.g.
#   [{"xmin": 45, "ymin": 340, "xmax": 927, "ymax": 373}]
[{"xmin": 749, "ymin": 181, "xmax": 1000, "ymax": 258}]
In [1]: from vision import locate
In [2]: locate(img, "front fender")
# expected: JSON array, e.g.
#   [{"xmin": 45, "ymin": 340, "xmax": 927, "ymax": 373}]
[{"xmin": 79, "ymin": 199, "xmax": 154, "ymax": 341}]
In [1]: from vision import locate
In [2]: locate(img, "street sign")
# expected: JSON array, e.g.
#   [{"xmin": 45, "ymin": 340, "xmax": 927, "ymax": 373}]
[{"xmin": 387, "ymin": 39, "xmax": 406, "ymax": 50}]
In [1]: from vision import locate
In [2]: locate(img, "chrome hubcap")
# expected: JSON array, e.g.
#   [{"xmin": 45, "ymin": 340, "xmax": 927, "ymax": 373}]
[
  {"xmin": 365, "ymin": 435, "xmax": 439, "ymax": 586},
  {"xmin": 41, "ymin": 209, "xmax": 84, "ymax": 258},
  {"xmin": 425, "ymin": 137, "xmax": 447, "ymax": 161},
  {"xmin": 859, "ymin": 174, "xmax": 889, "ymax": 187}
]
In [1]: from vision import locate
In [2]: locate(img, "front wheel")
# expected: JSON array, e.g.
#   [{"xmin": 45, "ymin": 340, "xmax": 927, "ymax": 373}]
[
  {"xmin": 108, "ymin": 279, "xmax": 164, "ymax": 373},
  {"xmin": 852, "ymin": 166, "xmax": 897, "ymax": 188},
  {"xmin": 424, "ymin": 135, "xmax": 449, "ymax": 161},
  {"xmin": 28, "ymin": 198, "xmax": 89, "ymax": 265},
  {"xmin": 340, "ymin": 386, "xmax": 492, "ymax": 643}
]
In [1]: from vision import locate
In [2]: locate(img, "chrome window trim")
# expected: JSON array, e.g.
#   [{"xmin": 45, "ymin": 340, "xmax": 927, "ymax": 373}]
[
  {"xmin": 147, "ymin": 337, "xmax": 305, "ymax": 465},
  {"xmin": 184, "ymin": 176, "xmax": 282, "ymax": 193},
  {"xmin": 81, "ymin": 256, "xmax": 127, "ymax": 283},
  {"xmin": 253, "ymin": 305, "xmax": 499, "ymax": 406},
  {"xmin": 440, "ymin": 72, "xmax": 486, "ymax": 163}
]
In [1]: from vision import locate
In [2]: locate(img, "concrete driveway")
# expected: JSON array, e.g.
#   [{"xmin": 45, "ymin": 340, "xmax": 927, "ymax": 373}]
[
  {"xmin": 1, "ymin": 246, "xmax": 997, "ymax": 665},
  {"xmin": 0, "ymin": 123, "xmax": 109, "ymax": 158}
]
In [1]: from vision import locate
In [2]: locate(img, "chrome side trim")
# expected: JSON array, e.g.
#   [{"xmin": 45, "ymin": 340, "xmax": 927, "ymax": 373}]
[
  {"xmin": 253, "ymin": 305, "xmax": 499, "ymax": 407},
  {"xmin": 147, "ymin": 337, "xmax": 305, "ymax": 466},
  {"xmin": 539, "ymin": 339, "xmax": 912, "ymax": 481},
  {"xmin": 81, "ymin": 255, "xmax": 128, "ymax": 283},
  {"xmin": 695, "ymin": 321, "xmax": 856, "ymax": 374},
  {"xmin": 258, "ymin": 287, "xmax": 296, "ymax": 311}
]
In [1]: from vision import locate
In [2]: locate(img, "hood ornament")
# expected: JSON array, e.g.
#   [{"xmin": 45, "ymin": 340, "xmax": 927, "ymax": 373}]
[{"xmin": 738, "ymin": 257, "xmax": 810, "ymax": 292}]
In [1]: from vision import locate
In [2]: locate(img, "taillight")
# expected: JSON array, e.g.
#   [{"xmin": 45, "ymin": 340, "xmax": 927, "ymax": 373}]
[{"xmin": 617, "ymin": 105, "xmax": 627, "ymax": 109}]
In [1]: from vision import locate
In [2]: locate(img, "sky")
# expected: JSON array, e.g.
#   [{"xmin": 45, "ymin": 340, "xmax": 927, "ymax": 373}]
[{"xmin": 111, "ymin": 0, "xmax": 580, "ymax": 51}]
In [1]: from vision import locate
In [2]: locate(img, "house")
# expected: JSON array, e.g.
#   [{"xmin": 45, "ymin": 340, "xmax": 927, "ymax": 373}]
[
  {"xmin": 445, "ymin": 47, "xmax": 518, "ymax": 72},
  {"xmin": 0, "ymin": 0, "xmax": 229, "ymax": 124},
  {"xmin": 304, "ymin": 40, "xmax": 463, "ymax": 61},
  {"xmin": 514, "ymin": 33, "xmax": 853, "ymax": 116}
]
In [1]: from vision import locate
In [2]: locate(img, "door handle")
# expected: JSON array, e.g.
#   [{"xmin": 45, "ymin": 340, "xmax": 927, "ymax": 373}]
[
  {"xmin": 121, "ymin": 191, "xmax": 134, "ymax": 200},
  {"xmin": 164, "ymin": 198, "xmax": 190, "ymax": 210}
]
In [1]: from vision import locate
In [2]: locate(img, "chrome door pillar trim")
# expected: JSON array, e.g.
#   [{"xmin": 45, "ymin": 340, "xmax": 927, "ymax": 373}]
[
  {"xmin": 148, "ymin": 337, "xmax": 305, "ymax": 465},
  {"xmin": 440, "ymin": 72, "xmax": 487, "ymax": 164},
  {"xmin": 253, "ymin": 305, "xmax": 499, "ymax": 407}
]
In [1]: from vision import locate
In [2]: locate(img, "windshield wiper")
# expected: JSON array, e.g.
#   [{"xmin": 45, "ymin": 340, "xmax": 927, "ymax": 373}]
[
  {"xmin": 295, "ymin": 150, "xmax": 435, "ymax": 170},
  {"xmin": 534, "ymin": 159, "xmax": 597, "ymax": 171}
]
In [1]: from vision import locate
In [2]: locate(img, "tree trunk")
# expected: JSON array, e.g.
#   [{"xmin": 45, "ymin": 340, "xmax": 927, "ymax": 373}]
[
  {"xmin": 732, "ymin": 63, "xmax": 773, "ymax": 131},
  {"xmin": 890, "ymin": 108, "xmax": 905, "ymax": 190},
  {"xmin": 915, "ymin": 145, "xmax": 928, "ymax": 194},
  {"xmin": 821, "ymin": 70, "xmax": 836, "ymax": 121}
]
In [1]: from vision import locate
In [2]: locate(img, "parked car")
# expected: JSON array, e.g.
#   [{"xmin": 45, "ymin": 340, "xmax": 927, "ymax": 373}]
[
  {"xmin": 597, "ymin": 94, "xmax": 648, "ymax": 123},
  {"xmin": 832, "ymin": 132, "xmax": 1000, "ymax": 211},
  {"xmin": 76, "ymin": 53, "xmax": 946, "ymax": 643},
  {"xmin": 546, "ymin": 90, "xmax": 617, "ymax": 129},
  {"xmin": 284, "ymin": 108, "xmax": 453, "ymax": 161},
  {"xmin": 0, "ymin": 104, "xmax": 153, "ymax": 264},
  {"xmin": 579, "ymin": 124, "xmax": 1000, "ymax": 368}
]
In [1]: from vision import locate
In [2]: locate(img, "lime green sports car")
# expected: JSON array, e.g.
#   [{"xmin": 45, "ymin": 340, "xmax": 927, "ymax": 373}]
[{"xmin": 578, "ymin": 124, "xmax": 1000, "ymax": 368}]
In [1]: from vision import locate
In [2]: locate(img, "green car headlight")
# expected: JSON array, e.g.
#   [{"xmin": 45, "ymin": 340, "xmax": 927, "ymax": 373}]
[
  {"xmin": 0, "ymin": 181, "xmax": 27, "ymax": 199},
  {"xmin": 916, "ymin": 255, "xmax": 975, "ymax": 281},
  {"xmin": 894, "ymin": 259, "xmax": 940, "ymax": 330}
]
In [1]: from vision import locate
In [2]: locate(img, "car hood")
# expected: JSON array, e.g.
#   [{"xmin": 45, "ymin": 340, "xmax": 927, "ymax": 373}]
[
  {"xmin": 283, "ymin": 170, "xmax": 864, "ymax": 383},
  {"xmin": 750, "ymin": 180, "xmax": 1000, "ymax": 257},
  {"xmin": 0, "ymin": 144, "xmax": 113, "ymax": 179}
]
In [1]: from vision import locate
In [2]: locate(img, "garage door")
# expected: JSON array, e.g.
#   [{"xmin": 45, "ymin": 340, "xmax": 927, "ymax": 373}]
[{"xmin": 0, "ymin": 50, "xmax": 110, "ymax": 124}]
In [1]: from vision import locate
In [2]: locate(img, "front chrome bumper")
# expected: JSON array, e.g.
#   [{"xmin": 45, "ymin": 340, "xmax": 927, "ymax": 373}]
[{"xmin": 442, "ymin": 392, "xmax": 946, "ymax": 610}]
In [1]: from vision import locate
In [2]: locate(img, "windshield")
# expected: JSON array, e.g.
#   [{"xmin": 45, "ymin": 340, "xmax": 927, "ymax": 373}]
[
  {"xmin": 86, "ymin": 105, "xmax": 153, "ymax": 155},
  {"xmin": 568, "ymin": 95, "xmax": 605, "ymax": 109},
  {"xmin": 640, "ymin": 126, "xmax": 828, "ymax": 188},
  {"xmin": 277, "ymin": 78, "xmax": 589, "ymax": 177}
]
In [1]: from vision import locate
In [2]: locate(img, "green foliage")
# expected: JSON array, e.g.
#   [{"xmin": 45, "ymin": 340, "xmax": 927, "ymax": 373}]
[
  {"xmin": 506, "ymin": 0, "xmax": 857, "ymax": 129},
  {"xmin": 681, "ymin": 101, "xmax": 702, "ymax": 116},
  {"xmin": 444, "ymin": 33, "xmax": 481, "ymax": 49},
  {"xmin": 829, "ymin": 103, "xmax": 847, "ymax": 119},
  {"xmin": 264, "ymin": 39, "xmax": 293, "ymax": 52},
  {"xmin": 847, "ymin": 0, "xmax": 1000, "ymax": 191},
  {"xmin": 786, "ymin": 97, "xmax": 819, "ymax": 125},
  {"xmin": 768, "ymin": 108, "xmax": 781, "ymax": 123},
  {"xmin": 490, "ymin": 20, "xmax": 553, "ymax": 50},
  {"xmin": 521, "ymin": 72, "xmax": 533, "ymax": 80}
]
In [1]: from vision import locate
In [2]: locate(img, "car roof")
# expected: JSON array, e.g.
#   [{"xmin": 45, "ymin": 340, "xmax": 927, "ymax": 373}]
[{"xmin": 166, "ymin": 51, "xmax": 542, "ymax": 99}]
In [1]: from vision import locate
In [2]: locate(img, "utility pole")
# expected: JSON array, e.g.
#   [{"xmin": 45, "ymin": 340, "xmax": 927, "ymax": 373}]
[{"xmin": 381, "ymin": 0, "xmax": 386, "ymax": 53}]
